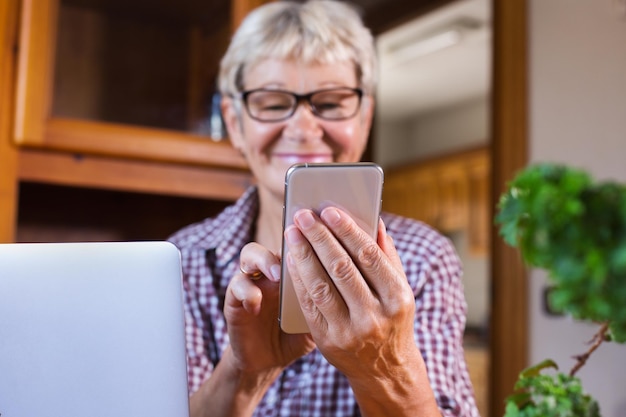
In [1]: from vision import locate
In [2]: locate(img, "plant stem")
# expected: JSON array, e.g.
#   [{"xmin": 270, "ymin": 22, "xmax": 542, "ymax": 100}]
[{"xmin": 569, "ymin": 322, "xmax": 610, "ymax": 377}]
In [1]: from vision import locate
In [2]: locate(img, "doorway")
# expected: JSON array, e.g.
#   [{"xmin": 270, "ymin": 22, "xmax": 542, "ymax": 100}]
[{"xmin": 372, "ymin": 0, "xmax": 529, "ymax": 416}]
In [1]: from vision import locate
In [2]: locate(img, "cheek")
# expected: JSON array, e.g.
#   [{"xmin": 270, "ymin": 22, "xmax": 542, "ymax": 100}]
[
  {"xmin": 242, "ymin": 121, "xmax": 282, "ymax": 155},
  {"xmin": 327, "ymin": 122, "xmax": 368, "ymax": 157}
]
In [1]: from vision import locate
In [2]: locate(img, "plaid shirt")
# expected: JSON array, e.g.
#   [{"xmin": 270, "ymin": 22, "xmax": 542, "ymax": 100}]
[{"xmin": 169, "ymin": 186, "xmax": 479, "ymax": 417}]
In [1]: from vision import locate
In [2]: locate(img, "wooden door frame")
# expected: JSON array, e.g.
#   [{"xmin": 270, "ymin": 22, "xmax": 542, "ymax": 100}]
[{"xmin": 489, "ymin": 0, "xmax": 529, "ymax": 415}]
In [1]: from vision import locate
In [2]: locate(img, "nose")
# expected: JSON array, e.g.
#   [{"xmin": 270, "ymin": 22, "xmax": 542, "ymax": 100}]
[{"xmin": 283, "ymin": 102, "xmax": 323, "ymax": 143}]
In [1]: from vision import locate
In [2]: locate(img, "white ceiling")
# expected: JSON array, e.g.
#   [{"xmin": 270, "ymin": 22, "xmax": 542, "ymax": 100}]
[{"xmin": 375, "ymin": 0, "xmax": 491, "ymax": 122}]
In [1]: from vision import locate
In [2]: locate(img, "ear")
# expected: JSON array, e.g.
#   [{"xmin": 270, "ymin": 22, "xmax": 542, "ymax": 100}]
[{"xmin": 221, "ymin": 96, "xmax": 245, "ymax": 152}]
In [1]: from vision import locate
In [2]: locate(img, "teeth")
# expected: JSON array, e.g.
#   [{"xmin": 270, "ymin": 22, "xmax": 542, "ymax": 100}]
[{"xmin": 278, "ymin": 155, "xmax": 332, "ymax": 164}]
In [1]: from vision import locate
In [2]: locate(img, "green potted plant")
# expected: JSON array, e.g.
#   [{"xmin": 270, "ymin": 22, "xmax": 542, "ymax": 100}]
[{"xmin": 495, "ymin": 163, "xmax": 626, "ymax": 417}]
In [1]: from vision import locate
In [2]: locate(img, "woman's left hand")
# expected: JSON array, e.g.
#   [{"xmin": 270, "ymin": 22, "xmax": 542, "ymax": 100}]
[
  {"xmin": 283, "ymin": 207, "xmax": 442, "ymax": 416},
  {"xmin": 283, "ymin": 207, "xmax": 422, "ymax": 383}
]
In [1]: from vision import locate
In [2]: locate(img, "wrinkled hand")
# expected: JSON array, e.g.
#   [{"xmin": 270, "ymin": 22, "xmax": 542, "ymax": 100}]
[
  {"xmin": 224, "ymin": 242, "xmax": 316, "ymax": 375},
  {"xmin": 283, "ymin": 207, "xmax": 420, "ymax": 384}
]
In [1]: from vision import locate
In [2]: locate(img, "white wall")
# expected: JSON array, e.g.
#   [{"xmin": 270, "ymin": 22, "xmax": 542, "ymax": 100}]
[
  {"xmin": 529, "ymin": 1, "xmax": 626, "ymax": 415},
  {"xmin": 374, "ymin": 119, "xmax": 411, "ymax": 169},
  {"xmin": 407, "ymin": 97, "xmax": 489, "ymax": 159},
  {"xmin": 375, "ymin": 97, "xmax": 489, "ymax": 168},
  {"xmin": 449, "ymin": 231, "xmax": 490, "ymax": 328},
  {"xmin": 374, "ymin": 98, "xmax": 490, "ymax": 330}
]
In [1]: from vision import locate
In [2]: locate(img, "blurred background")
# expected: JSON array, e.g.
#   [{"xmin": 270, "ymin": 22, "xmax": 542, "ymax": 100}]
[{"xmin": 2, "ymin": 0, "xmax": 626, "ymax": 416}]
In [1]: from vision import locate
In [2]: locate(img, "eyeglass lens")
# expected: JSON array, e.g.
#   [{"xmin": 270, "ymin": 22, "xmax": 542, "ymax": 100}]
[{"xmin": 244, "ymin": 88, "xmax": 361, "ymax": 122}]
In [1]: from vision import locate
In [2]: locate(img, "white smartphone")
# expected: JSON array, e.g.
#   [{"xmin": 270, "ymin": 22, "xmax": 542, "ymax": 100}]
[{"xmin": 279, "ymin": 162, "xmax": 384, "ymax": 334}]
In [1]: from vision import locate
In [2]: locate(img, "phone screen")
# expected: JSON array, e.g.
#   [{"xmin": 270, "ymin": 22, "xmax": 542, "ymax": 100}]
[{"xmin": 279, "ymin": 162, "xmax": 384, "ymax": 333}]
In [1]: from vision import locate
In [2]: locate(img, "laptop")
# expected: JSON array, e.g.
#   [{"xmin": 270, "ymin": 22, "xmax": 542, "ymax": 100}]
[{"xmin": 0, "ymin": 241, "xmax": 190, "ymax": 417}]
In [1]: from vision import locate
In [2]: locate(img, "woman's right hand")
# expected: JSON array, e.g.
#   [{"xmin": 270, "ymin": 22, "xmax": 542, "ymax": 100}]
[
  {"xmin": 223, "ymin": 242, "xmax": 316, "ymax": 375},
  {"xmin": 190, "ymin": 242, "xmax": 316, "ymax": 417}
]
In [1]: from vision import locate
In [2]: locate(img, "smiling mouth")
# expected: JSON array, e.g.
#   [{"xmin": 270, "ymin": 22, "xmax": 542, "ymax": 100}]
[{"xmin": 274, "ymin": 153, "xmax": 333, "ymax": 164}]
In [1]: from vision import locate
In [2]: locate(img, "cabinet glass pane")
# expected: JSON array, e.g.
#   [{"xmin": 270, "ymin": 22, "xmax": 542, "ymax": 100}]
[{"xmin": 52, "ymin": 0, "xmax": 230, "ymax": 138}]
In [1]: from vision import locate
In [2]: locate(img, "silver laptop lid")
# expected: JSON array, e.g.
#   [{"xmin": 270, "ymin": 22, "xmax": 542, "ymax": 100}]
[{"xmin": 0, "ymin": 241, "xmax": 190, "ymax": 417}]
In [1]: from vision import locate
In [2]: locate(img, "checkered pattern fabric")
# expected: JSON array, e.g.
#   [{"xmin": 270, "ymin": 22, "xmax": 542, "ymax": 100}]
[{"xmin": 169, "ymin": 186, "xmax": 479, "ymax": 417}]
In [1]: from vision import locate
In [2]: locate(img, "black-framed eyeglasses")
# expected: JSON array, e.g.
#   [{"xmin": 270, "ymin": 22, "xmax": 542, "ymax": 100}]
[{"xmin": 240, "ymin": 87, "xmax": 363, "ymax": 122}]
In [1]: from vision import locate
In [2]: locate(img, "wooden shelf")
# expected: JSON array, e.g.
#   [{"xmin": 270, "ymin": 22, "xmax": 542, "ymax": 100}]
[
  {"xmin": 40, "ymin": 118, "xmax": 248, "ymax": 169},
  {"xmin": 18, "ymin": 148, "xmax": 253, "ymax": 201}
]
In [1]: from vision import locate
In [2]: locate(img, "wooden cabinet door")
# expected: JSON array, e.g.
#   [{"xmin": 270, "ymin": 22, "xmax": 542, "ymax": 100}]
[
  {"xmin": 467, "ymin": 154, "xmax": 490, "ymax": 255},
  {"xmin": 408, "ymin": 169, "xmax": 439, "ymax": 226},
  {"xmin": 13, "ymin": 0, "xmax": 271, "ymax": 169},
  {"xmin": 383, "ymin": 174, "xmax": 411, "ymax": 218},
  {"xmin": 436, "ymin": 161, "xmax": 469, "ymax": 232},
  {"xmin": 383, "ymin": 148, "xmax": 489, "ymax": 243},
  {"xmin": 383, "ymin": 166, "xmax": 439, "ymax": 225}
]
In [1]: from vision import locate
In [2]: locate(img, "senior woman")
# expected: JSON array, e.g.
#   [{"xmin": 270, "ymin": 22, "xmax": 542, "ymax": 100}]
[{"xmin": 168, "ymin": 1, "xmax": 479, "ymax": 416}]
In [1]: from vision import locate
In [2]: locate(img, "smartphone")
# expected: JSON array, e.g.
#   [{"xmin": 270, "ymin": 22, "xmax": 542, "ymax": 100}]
[{"xmin": 279, "ymin": 162, "xmax": 384, "ymax": 334}]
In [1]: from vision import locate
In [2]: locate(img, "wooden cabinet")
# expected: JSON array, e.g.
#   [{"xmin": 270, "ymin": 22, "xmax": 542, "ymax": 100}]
[
  {"xmin": 383, "ymin": 147, "xmax": 490, "ymax": 255},
  {"xmin": 436, "ymin": 162, "xmax": 470, "ymax": 232},
  {"xmin": 384, "ymin": 169, "xmax": 440, "ymax": 227},
  {"xmin": 1, "ymin": 0, "xmax": 275, "ymax": 243},
  {"xmin": 467, "ymin": 154, "xmax": 490, "ymax": 255},
  {"xmin": 14, "ymin": 0, "xmax": 256, "ymax": 169}
]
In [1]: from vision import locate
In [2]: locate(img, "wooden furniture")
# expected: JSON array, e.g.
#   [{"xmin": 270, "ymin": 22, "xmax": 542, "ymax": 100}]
[
  {"xmin": 383, "ymin": 147, "xmax": 490, "ymax": 255},
  {"xmin": 489, "ymin": 1, "xmax": 529, "ymax": 414},
  {"xmin": 1, "ymin": 0, "xmax": 278, "ymax": 243},
  {"xmin": 0, "ymin": 0, "xmax": 21, "ymax": 242},
  {"xmin": 15, "ymin": 0, "xmax": 251, "ymax": 168}
]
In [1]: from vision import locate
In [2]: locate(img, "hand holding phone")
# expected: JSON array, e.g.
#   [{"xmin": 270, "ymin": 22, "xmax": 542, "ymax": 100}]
[{"xmin": 279, "ymin": 162, "xmax": 384, "ymax": 334}]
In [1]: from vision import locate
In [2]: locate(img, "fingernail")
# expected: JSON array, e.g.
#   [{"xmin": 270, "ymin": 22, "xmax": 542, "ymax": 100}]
[
  {"xmin": 285, "ymin": 225, "xmax": 304, "ymax": 244},
  {"xmin": 270, "ymin": 264, "xmax": 281, "ymax": 282},
  {"xmin": 294, "ymin": 210, "xmax": 315, "ymax": 229},
  {"xmin": 321, "ymin": 207, "xmax": 341, "ymax": 226}
]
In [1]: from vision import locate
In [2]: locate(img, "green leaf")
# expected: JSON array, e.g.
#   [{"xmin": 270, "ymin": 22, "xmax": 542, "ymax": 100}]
[
  {"xmin": 504, "ymin": 365, "xmax": 602, "ymax": 417},
  {"xmin": 495, "ymin": 163, "xmax": 626, "ymax": 339}
]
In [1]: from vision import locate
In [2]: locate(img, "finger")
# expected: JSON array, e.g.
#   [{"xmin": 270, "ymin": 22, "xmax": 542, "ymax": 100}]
[
  {"xmin": 288, "ymin": 209, "xmax": 370, "ymax": 319},
  {"xmin": 319, "ymin": 207, "xmax": 409, "ymax": 304},
  {"xmin": 239, "ymin": 242, "xmax": 281, "ymax": 282},
  {"xmin": 285, "ymin": 244, "xmax": 336, "ymax": 334},
  {"xmin": 226, "ymin": 273, "xmax": 263, "ymax": 317},
  {"xmin": 377, "ymin": 218, "xmax": 406, "ymax": 276},
  {"xmin": 240, "ymin": 264, "xmax": 263, "ymax": 280},
  {"xmin": 283, "ymin": 222, "xmax": 350, "ymax": 329}
]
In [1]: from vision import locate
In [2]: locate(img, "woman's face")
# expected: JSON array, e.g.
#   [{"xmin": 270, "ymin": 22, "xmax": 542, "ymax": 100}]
[{"xmin": 222, "ymin": 58, "xmax": 374, "ymax": 202}]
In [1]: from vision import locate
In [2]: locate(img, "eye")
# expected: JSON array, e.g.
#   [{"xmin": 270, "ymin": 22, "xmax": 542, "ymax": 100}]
[
  {"xmin": 311, "ymin": 89, "xmax": 360, "ymax": 117},
  {"xmin": 314, "ymin": 100, "xmax": 342, "ymax": 110},
  {"xmin": 249, "ymin": 92, "xmax": 293, "ymax": 112}
]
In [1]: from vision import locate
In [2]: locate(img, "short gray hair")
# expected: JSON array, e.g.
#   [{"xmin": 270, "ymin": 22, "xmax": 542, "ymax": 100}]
[{"xmin": 218, "ymin": 0, "xmax": 378, "ymax": 97}]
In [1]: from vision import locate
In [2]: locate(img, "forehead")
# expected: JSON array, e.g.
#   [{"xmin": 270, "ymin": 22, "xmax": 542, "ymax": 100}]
[{"xmin": 242, "ymin": 58, "xmax": 358, "ymax": 91}]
